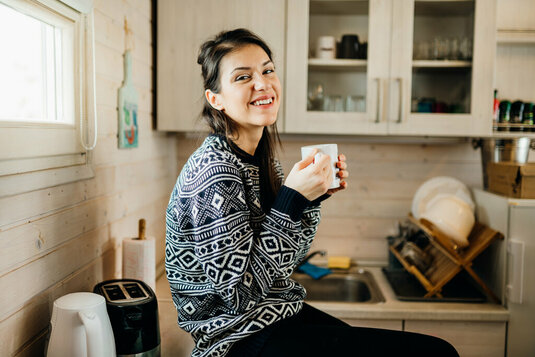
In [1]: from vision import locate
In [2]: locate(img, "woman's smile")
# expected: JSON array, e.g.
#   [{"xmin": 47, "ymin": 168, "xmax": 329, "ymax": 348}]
[{"xmin": 250, "ymin": 95, "xmax": 275, "ymax": 107}]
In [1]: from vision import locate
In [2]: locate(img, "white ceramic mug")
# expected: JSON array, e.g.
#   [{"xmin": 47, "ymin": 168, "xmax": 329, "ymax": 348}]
[
  {"xmin": 316, "ymin": 36, "xmax": 336, "ymax": 59},
  {"xmin": 301, "ymin": 144, "xmax": 340, "ymax": 189}
]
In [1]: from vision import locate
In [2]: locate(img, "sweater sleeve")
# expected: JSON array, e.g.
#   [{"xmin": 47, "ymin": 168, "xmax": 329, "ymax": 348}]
[
  {"xmin": 172, "ymin": 161, "xmax": 311, "ymax": 313},
  {"xmin": 272, "ymin": 159, "xmax": 323, "ymax": 269}
]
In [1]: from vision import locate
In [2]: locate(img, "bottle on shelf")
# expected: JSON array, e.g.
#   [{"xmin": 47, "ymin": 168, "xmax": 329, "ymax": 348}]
[
  {"xmin": 498, "ymin": 100, "xmax": 511, "ymax": 132},
  {"xmin": 510, "ymin": 101, "xmax": 525, "ymax": 132},
  {"xmin": 493, "ymin": 89, "xmax": 499, "ymax": 131},
  {"xmin": 522, "ymin": 102, "xmax": 534, "ymax": 132}
]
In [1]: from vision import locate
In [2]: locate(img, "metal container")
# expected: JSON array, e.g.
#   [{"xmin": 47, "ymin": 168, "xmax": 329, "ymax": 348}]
[{"xmin": 473, "ymin": 137, "xmax": 535, "ymax": 189}]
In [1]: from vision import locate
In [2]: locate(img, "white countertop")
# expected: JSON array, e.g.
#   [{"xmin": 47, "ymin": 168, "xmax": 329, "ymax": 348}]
[{"xmin": 306, "ymin": 267, "xmax": 509, "ymax": 322}]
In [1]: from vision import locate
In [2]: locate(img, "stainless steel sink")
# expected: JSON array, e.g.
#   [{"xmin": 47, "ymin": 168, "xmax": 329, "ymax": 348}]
[{"xmin": 292, "ymin": 268, "xmax": 385, "ymax": 303}]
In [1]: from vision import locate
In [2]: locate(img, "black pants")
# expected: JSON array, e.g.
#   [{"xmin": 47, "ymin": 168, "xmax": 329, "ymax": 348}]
[{"xmin": 228, "ymin": 303, "xmax": 459, "ymax": 357}]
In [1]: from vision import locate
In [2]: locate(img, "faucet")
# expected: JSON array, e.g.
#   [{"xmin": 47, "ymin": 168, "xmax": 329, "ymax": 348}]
[{"xmin": 297, "ymin": 250, "xmax": 327, "ymax": 269}]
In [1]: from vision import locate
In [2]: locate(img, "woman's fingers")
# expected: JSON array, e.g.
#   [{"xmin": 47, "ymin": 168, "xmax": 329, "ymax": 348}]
[
  {"xmin": 296, "ymin": 149, "xmax": 318, "ymax": 170},
  {"xmin": 337, "ymin": 169, "xmax": 349, "ymax": 179}
]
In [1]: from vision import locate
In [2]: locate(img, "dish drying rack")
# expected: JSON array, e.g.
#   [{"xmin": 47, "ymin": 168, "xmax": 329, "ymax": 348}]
[{"xmin": 389, "ymin": 214, "xmax": 504, "ymax": 303}]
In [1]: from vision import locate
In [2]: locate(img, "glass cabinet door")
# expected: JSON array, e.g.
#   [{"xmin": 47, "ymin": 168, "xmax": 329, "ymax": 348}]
[
  {"xmin": 388, "ymin": 0, "xmax": 496, "ymax": 136},
  {"xmin": 285, "ymin": 0, "xmax": 392, "ymax": 134}
]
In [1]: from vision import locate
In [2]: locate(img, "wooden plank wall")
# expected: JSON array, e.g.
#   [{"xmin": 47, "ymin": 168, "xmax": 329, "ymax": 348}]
[
  {"xmin": 0, "ymin": 1, "xmax": 177, "ymax": 356},
  {"xmin": 176, "ymin": 134, "xmax": 486, "ymax": 263}
]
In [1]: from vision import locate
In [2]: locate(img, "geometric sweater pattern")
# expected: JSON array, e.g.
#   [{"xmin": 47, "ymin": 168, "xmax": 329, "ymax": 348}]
[{"xmin": 165, "ymin": 134, "xmax": 321, "ymax": 357}]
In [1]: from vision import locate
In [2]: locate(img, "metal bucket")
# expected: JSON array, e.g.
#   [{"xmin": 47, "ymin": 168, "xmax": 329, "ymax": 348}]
[{"xmin": 473, "ymin": 137, "xmax": 535, "ymax": 189}]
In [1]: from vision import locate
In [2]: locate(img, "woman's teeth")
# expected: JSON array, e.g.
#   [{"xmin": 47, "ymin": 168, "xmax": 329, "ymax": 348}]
[{"xmin": 252, "ymin": 98, "xmax": 273, "ymax": 106}]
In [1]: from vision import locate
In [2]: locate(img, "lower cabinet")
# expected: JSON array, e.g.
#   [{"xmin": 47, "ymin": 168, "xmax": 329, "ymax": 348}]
[
  {"xmin": 404, "ymin": 320, "xmax": 506, "ymax": 357},
  {"xmin": 343, "ymin": 318, "xmax": 403, "ymax": 331},
  {"xmin": 343, "ymin": 318, "xmax": 506, "ymax": 356}
]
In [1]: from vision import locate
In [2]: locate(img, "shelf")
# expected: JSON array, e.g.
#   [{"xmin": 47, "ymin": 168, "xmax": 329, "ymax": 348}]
[
  {"xmin": 414, "ymin": 0, "xmax": 474, "ymax": 17},
  {"xmin": 310, "ymin": 0, "xmax": 369, "ymax": 16},
  {"xmin": 494, "ymin": 122, "xmax": 535, "ymax": 132},
  {"xmin": 491, "ymin": 131, "xmax": 535, "ymax": 138},
  {"xmin": 308, "ymin": 58, "xmax": 367, "ymax": 72},
  {"xmin": 412, "ymin": 60, "xmax": 472, "ymax": 68}
]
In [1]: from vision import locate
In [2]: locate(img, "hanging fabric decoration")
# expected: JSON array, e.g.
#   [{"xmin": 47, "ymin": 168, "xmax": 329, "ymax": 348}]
[{"xmin": 118, "ymin": 18, "xmax": 138, "ymax": 148}]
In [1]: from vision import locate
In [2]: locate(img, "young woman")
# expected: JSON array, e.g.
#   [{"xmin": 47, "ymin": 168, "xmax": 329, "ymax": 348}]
[{"xmin": 166, "ymin": 29, "xmax": 458, "ymax": 357}]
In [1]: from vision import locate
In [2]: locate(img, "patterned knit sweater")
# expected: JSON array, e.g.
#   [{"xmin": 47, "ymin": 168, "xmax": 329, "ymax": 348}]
[{"xmin": 165, "ymin": 134, "xmax": 323, "ymax": 357}]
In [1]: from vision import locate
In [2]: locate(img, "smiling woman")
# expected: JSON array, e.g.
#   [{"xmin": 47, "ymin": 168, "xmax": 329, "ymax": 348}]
[{"xmin": 165, "ymin": 29, "xmax": 454, "ymax": 357}]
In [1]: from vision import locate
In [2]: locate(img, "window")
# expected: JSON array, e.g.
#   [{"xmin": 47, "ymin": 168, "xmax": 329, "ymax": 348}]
[{"xmin": 0, "ymin": 0, "xmax": 95, "ymax": 197}]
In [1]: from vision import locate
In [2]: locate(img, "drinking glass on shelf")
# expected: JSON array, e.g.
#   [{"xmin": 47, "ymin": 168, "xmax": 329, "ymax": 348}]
[
  {"xmin": 332, "ymin": 95, "xmax": 344, "ymax": 112},
  {"xmin": 307, "ymin": 82, "xmax": 324, "ymax": 111},
  {"xmin": 345, "ymin": 95, "xmax": 366, "ymax": 112},
  {"xmin": 322, "ymin": 95, "xmax": 333, "ymax": 111},
  {"xmin": 459, "ymin": 37, "xmax": 472, "ymax": 60},
  {"xmin": 432, "ymin": 37, "xmax": 449, "ymax": 60},
  {"xmin": 414, "ymin": 41, "xmax": 430, "ymax": 60},
  {"xmin": 448, "ymin": 37, "xmax": 460, "ymax": 60}
]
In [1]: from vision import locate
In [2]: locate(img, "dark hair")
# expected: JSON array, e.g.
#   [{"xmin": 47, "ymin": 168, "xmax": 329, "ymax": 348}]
[{"xmin": 197, "ymin": 28, "xmax": 282, "ymax": 208}]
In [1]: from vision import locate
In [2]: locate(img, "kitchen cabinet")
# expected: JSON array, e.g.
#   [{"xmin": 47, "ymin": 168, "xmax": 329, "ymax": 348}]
[
  {"xmin": 342, "ymin": 318, "xmax": 402, "ymax": 330},
  {"xmin": 285, "ymin": 0, "xmax": 496, "ymax": 136},
  {"xmin": 404, "ymin": 320, "xmax": 506, "ymax": 357},
  {"xmin": 156, "ymin": 0, "xmax": 286, "ymax": 131},
  {"xmin": 493, "ymin": 0, "xmax": 535, "ymax": 137},
  {"xmin": 496, "ymin": 0, "xmax": 535, "ymax": 32}
]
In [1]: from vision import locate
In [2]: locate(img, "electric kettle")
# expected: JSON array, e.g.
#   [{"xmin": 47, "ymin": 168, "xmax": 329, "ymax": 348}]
[{"xmin": 46, "ymin": 292, "xmax": 116, "ymax": 357}]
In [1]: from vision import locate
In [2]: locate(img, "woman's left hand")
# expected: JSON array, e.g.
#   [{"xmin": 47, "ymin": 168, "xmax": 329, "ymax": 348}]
[{"xmin": 327, "ymin": 154, "xmax": 348, "ymax": 195}]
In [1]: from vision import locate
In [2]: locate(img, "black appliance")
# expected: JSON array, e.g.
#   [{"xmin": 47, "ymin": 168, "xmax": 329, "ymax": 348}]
[
  {"xmin": 338, "ymin": 34, "xmax": 360, "ymax": 59},
  {"xmin": 94, "ymin": 279, "xmax": 161, "ymax": 357}
]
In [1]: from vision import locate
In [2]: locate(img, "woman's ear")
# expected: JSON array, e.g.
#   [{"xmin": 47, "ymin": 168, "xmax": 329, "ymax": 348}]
[{"xmin": 205, "ymin": 89, "xmax": 224, "ymax": 111}]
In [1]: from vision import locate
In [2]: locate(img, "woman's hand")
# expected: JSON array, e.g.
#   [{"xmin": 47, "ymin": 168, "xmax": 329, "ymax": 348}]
[
  {"xmin": 327, "ymin": 154, "xmax": 348, "ymax": 195},
  {"xmin": 284, "ymin": 149, "xmax": 333, "ymax": 201}
]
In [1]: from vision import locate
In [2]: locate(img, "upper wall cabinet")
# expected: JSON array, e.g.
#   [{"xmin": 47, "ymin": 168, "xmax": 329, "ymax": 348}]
[
  {"xmin": 285, "ymin": 0, "xmax": 497, "ymax": 136},
  {"xmin": 157, "ymin": 0, "xmax": 286, "ymax": 131},
  {"xmin": 496, "ymin": 0, "xmax": 535, "ymax": 31}
]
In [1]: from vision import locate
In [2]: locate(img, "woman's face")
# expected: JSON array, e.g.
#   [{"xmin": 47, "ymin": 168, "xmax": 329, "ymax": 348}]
[{"xmin": 207, "ymin": 44, "xmax": 281, "ymax": 134}]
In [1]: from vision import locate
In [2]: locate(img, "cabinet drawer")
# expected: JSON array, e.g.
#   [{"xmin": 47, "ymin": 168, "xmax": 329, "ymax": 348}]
[
  {"xmin": 342, "ymin": 318, "xmax": 402, "ymax": 331},
  {"xmin": 404, "ymin": 320, "xmax": 506, "ymax": 357}
]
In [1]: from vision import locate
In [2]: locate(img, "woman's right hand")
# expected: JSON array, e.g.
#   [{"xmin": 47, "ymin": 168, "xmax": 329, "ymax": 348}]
[{"xmin": 284, "ymin": 149, "xmax": 333, "ymax": 201}]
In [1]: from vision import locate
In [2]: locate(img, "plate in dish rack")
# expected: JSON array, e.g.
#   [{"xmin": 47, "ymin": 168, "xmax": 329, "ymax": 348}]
[{"xmin": 411, "ymin": 176, "xmax": 475, "ymax": 219}]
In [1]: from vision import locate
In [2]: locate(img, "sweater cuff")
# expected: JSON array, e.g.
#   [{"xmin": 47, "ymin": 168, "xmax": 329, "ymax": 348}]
[
  {"xmin": 310, "ymin": 193, "xmax": 331, "ymax": 207},
  {"xmin": 272, "ymin": 186, "xmax": 310, "ymax": 221}
]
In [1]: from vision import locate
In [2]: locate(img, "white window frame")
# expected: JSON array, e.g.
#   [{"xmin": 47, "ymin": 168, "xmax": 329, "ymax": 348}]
[{"xmin": 0, "ymin": 0, "xmax": 96, "ymax": 197}]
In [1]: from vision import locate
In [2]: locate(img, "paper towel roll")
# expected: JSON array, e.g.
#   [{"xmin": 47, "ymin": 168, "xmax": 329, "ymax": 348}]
[{"xmin": 122, "ymin": 237, "xmax": 156, "ymax": 291}]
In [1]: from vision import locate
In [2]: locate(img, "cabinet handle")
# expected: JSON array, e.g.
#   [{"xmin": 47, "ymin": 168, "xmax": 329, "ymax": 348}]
[
  {"xmin": 396, "ymin": 77, "xmax": 403, "ymax": 123},
  {"xmin": 375, "ymin": 78, "xmax": 382, "ymax": 123}
]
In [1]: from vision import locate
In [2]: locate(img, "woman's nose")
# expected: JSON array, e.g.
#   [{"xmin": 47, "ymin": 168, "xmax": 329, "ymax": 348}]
[{"xmin": 253, "ymin": 73, "xmax": 270, "ymax": 91}]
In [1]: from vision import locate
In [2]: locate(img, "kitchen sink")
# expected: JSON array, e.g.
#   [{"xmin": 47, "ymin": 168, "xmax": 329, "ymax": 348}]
[{"xmin": 292, "ymin": 268, "xmax": 385, "ymax": 303}]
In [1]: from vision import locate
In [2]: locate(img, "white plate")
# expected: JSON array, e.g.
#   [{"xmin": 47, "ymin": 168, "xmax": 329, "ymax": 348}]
[{"xmin": 411, "ymin": 176, "xmax": 475, "ymax": 219}]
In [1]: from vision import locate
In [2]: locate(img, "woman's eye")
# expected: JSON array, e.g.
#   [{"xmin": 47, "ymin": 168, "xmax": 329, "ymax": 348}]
[
  {"xmin": 264, "ymin": 68, "xmax": 275, "ymax": 74},
  {"xmin": 235, "ymin": 74, "xmax": 250, "ymax": 81}
]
